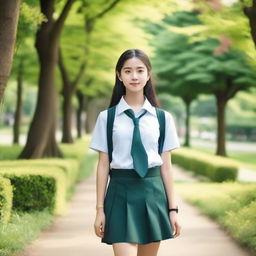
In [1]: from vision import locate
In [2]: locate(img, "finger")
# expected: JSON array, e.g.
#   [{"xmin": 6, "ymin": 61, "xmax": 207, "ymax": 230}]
[
  {"xmin": 174, "ymin": 224, "xmax": 181, "ymax": 237},
  {"xmin": 101, "ymin": 228, "xmax": 104, "ymax": 236},
  {"xmin": 100, "ymin": 225, "xmax": 104, "ymax": 236},
  {"xmin": 98, "ymin": 228, "xmax": 103, "ymax": 237},
  {"xmin": 101, "ymin": 222, "xmax": 105, "ymax": 233},
  {"xmin": 94, "ymin": 224, "xmax": 102, "ymax": 238},
  {"xmin": 171, "ymin": 223, "xmax": 176, "ymax": 237}
]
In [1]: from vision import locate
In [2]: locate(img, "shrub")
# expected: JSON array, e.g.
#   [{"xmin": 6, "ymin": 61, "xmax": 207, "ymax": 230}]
[
  {"xmin": 0, "ymin": 177, "xmax": 13, "ymax": 224},
  {"xmin": 172, "ymin": 148, "xmax": 238, "ymax": 182},
  {"xmin": 0, "ymin": 159, "xmax": 79, "ymax": 198},
  {"xmin": 0, "ymin": 166, "xmax": 67, "ymax": 215}
]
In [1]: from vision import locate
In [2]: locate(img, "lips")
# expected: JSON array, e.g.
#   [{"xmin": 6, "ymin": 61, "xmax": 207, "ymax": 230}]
[{"xmin": 130, "ymin": 83, "xmax": 139, "ymax": 86}]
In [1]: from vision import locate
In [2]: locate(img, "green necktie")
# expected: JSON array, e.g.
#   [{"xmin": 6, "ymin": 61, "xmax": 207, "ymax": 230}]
[{"xmin": 124, "ymin": 109, "xmax": 148, "ymax": 178}]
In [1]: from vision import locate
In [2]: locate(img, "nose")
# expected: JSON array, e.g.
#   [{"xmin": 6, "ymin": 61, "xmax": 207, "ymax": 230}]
[{"xmin": 131, "ymin": 72, "xmax": 138, "ymax": 80}]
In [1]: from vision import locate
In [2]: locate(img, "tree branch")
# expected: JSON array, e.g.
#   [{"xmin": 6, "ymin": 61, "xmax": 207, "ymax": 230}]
[
  {"xmin": 226, "ymin": 84, "xmax": 245, "ymax": 100},
  {"xmin": 58, "ymin": 47, "xmax": 70, "ymax": 91},
  {"xmin": 93, "ymin": 0, "xmax": 122, "ymax": 20},
  {"xmin": 72, "ymin": 60, "xmax": 87, "ymax": 92},
  {"xmin": 52, "ymin": 0, "xmax": 75, "ymax": 39}
]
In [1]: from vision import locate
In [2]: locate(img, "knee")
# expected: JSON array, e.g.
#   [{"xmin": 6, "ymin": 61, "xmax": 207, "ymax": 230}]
[
  {"xmin": 112, "ymin": 242, "xmax": 138, "ymax": 256},
  {"xmin": 137, "ymin": 241, "xmax": 161, "ymax": 256}
]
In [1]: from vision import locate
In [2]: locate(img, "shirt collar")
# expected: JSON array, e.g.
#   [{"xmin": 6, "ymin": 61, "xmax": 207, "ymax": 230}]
[{"xmin": 116, "ymin": 95, "xmax": 156, "ymax": 116}]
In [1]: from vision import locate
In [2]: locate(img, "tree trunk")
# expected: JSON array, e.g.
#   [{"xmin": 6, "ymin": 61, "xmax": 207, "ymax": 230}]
[
  {"xmin": 19, "ymin": 0, "xmax": 74, "ymax": 159},
  {"xmin": 62, "ymin": 90, "xmax": 73, "ymax": 143},
  {"xmin": 85, "ymin": 96, "xmax": 91, "ymax": 134},
  {"xmin": 58, "ymin": 48, "xmax": 86, "ymax": 143},
  {"xmin": 243, "ymin": 1, "xmax": 256, "ymax": 47},
  {"xmin": 19, "ymin": 58, "xmax": 61, "ymax": 158},
  {"xmin": 215, "ymin": 92, "xmax": 227, "ymax": 156},
  {"xmin": 76, "ymin": 90, "xmax": 85, "ymax": 138},
  {"xmin": 13, "ymin": 57, "xmax": 23, "ymax": 144},
  {"xmin": 183, "ymin": 98, "xmax": 191, "ymax": 147},
  {"xmin": 0, "ymin": 0, "xmax": 20, "ymax": 103}
]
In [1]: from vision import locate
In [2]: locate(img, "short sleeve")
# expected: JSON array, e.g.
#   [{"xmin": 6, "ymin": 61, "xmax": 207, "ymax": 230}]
[
  {"xmin": 89, "ymin": 110, "xmax": 108, "ymax": 153},
  {"xmin": 162, "ymin": 111, "xmax": 180, "ymax": 152}
]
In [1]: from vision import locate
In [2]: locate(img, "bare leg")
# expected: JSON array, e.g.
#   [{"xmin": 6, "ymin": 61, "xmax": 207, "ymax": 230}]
[
  {"xmin": 137, "ymin": 241, "xmax": 161, "ymax": 256},
  {"xmin": 112, "ymin": 242, "xmax": 138, "ymax": 256}
]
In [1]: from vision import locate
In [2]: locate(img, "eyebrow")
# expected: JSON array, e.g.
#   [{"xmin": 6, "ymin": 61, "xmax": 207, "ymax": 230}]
[{"xmin": 123, "ymin": 66, "xmax": 146, "ymax": 70}]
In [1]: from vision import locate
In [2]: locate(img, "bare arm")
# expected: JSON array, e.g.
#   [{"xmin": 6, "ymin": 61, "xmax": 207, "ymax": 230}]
[
  {"xmin": 160, "ymin": 151, "xmax": 177, "ymax": 208},
  {"xmin": 161, "ymin": 151, "xmax": 181, "ymax": 237},
  {"xmin": 160, "ymin": 150, "xmax": 181, "ymax": 237},
  {"xmin": 96, "ymin": 151, "xmax": 110, "ymax": 210},
  {"xmin": 94, "ymin": 151, "xmax": 109, "ymax": 238}
]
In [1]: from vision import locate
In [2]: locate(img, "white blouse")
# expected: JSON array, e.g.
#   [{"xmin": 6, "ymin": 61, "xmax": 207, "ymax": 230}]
[{"xmin": 89, "ymin": 95, "xmax": 180, "ymax": 169}]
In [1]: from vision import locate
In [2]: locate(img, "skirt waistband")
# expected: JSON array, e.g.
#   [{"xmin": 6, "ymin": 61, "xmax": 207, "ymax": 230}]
[{"xmin": 109, "ymin": 166, "xmax": 161, "ymax": 179}]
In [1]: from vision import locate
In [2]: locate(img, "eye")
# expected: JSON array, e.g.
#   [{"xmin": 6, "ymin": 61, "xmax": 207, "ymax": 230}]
[
  {"xmin": 125, "ymin": 70, "xmax": 130, "ymax": 73},
  {"xmin": 138, "ymin": 70, "xmax": 144, "ymax": 73}
]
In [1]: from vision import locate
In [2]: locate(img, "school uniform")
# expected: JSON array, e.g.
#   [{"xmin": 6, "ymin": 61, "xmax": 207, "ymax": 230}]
[{"xmin": 89, "ymin": 95, "xmax": 180, "ymax": 245}]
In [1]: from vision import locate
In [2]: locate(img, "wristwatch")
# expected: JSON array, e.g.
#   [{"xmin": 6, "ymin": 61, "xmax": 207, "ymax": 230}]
[{"xmin": 168, "ymin": 206, "xmax": 178, "ymax": 213}]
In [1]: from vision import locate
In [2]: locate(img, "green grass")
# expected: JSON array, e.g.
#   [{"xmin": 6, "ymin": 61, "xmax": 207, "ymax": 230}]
[
  {"xmin": 0, "ymin": 210, "xmax": 54, "ymax": 256},
  {"xmin": 0, "ymin": 136, "xmax": 96, "ymax": 255},
  {"xmin": 0, "ymin": 125, "xmax": 28, "ymax": 134},
  {"xmin": 228, "ymin": 152, "xmax": 256, "ymax": 170},
  {"xmin": 176, "ymin": 182, "xmax": 256, "ymax": 254},
  {"xmin": 0, "ymin": 145, "xmax": 22, "ymax": 160}
]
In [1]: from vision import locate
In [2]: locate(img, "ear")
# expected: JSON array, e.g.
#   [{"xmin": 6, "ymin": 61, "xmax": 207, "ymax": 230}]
[{"xmin": 116, "ymin": 71, "xmax": 122, "ymax": 81}]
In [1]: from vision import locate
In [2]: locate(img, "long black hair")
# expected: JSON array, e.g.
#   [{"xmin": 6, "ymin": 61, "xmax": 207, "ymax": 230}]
[{"xmin": 108, "ymin": 49, "xmax": 160, "ymax": 108}]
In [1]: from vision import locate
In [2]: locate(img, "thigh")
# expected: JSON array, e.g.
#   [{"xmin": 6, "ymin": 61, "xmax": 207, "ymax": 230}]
[
  {"xmin": 112, "ymin": 242, "xmax": 138, "ymax": 256},
  {"xmin": 137, "ymin": 241, "xmax": 161, "ymax": 256}
]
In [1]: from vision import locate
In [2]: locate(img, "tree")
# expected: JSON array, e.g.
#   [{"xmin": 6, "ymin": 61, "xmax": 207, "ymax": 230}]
[
  {"xmin": 12, "ymin": 2, "xmax": 44, "ymax": 144},
  {"xmin": 59, "ymin": 0, "xmax": 122, "ymax": 143},
  {"xmin": 152, "ymin": 31, "xmax": 211, "ymax": 147},
  {"xmin": 192, "ymin": 0, "xmax": 256, "ymax": 62},
  {"xmin": 0, "ymin": 0, "xmax": 21, "ymax": 103},
  {"xmin": 148, "ymin": 10, "xmax": 256, "ymax": 156},
  {"xmin": 198, "ymin": 41, "xmax": 256, "ymax": 156},
  {"xmin": 19, "ymin": 0, "xmax": 75, "ymax": 159},
  {"xmin": 241, "ymin": 0, "xmax": 256, "ymax": 47},
  {"xmin": 145, "ymin": 11, "xmax": 208, "ymax": 147}
]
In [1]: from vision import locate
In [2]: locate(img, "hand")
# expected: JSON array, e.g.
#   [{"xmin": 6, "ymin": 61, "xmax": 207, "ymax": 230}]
[
  {"xmin": 94, "ymin": 209, "xmax": 105, "ymax": 238},
  {"xmin": 169, "ymin": 212, "xmax": 181, "ymax": 238}
]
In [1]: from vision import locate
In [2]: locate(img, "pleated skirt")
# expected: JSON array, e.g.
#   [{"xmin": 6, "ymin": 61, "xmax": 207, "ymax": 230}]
[{"xmin": 102, "ymin": 166, "xmax": 174, "ymax": 245}]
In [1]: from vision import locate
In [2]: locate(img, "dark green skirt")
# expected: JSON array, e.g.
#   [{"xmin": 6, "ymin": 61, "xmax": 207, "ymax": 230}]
[{"xmin": 102, "ymin": 166, "xmax": 174, "ymax": 245}]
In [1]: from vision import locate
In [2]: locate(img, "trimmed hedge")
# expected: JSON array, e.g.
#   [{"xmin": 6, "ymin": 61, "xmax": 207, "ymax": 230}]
[
  {"xmin": 0, "ymin": 137, "xmax": 90, "ymax": 219},
  {"xmin": 0, "ymin": 166, "xmax": 67, "ymax": 215},
  {"xmin": 172, "ymin": 148, "xmax": 238, "ymax": 182},
  {"xmin": 60, "ymin": 137, "xmax": 89, "ymax": 161},
  {"xmin": 0, "ymin": 176, "xmax": 13, "ymax": 224},
  {"xmin": 0, "ymin": 159, "xmax": 79, "ymax": 199}
]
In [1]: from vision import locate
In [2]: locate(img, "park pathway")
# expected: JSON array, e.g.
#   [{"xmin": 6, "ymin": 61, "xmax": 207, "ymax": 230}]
[{"xmin": 15, "ymin": 162, "xmax": 253, "ymax": 256}]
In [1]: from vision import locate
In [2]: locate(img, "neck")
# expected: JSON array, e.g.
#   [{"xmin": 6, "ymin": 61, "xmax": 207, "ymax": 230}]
[{"xmin": 123, "ymin": 91, "xmax": 145, "ymax": 108}]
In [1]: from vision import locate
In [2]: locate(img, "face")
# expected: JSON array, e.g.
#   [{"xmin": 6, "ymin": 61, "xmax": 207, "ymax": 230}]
[{"xmin": 117, "ymin": 57, "xmax": 150, "ymax": 93}]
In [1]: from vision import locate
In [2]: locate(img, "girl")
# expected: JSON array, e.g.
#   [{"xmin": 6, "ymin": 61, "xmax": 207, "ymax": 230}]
[{"xmin": 89, "ymin": 49, "xmax": 181, "ymax": 256}]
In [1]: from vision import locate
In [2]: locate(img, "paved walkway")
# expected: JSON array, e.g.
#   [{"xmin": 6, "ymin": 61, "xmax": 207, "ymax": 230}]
[
  {"xmin": 239, "ymin": 167, "xmax": 256, "ymax": 182},
  {"xmin": 15, "ymin": 164, "xmax": 253, "ymax": 256}
]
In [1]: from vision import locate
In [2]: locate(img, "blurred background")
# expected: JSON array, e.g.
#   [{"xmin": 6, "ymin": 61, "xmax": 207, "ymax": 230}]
[
  {"xmin": 0, "ymin": 0, "xmax": 255, "ymax": 255},
  {"xmin": 1, "ymin": 0, "xmax": 255, "ymax": 160}
]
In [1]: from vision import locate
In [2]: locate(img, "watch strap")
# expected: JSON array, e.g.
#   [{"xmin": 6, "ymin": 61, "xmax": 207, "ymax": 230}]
[{"xmin": 168, "ymin": 206, "xmax": 178, "ymax": 213}]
